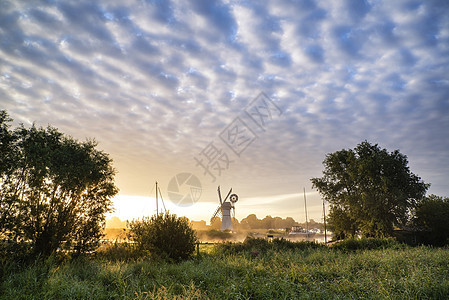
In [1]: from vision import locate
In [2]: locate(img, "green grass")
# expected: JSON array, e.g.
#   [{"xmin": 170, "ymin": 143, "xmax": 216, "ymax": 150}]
[{"xmin": 1, "ymin": 241, "xmax": 449, "ymax": 299}]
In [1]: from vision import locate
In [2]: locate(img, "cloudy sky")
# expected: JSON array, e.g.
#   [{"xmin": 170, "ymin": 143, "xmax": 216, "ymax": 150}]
[{"xmin": 1, "ymin": 0, "xmax": 448, "ymax": 223}]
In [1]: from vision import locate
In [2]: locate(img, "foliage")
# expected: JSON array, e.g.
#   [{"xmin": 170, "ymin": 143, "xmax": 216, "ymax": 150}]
[
  {"xmin": 0, "ymin": 110, "xmax": 16, "ymax": 176},
  {"xmin": 0, "ymin": 241, "xmax": 34, "ymax": 265},
  {"xmin": 214, "ymin": 237, "xmax": 323, "ymax": 256},
  {"xmin": 209, "ymin": 216, "xmax": 221, "ymax": 230},
  {"xmin": 331, "ymin": 237, "xmax": 406, "ymax": 251},
  {"xmin": 95, "ymin": 241, "xmax": 145, "ymax": 262},
  {"xmin": 326, "ymin": 205, "xmax": 357, "ymax": 240},
  {"xmin": 128, "ymin": 213, "xmax": 198, "ymax": 261},
  {"xmin": 240, "ymin": 214, "xmax": 297, "ymax": 229},
  {"xmin": 2, "ymin": 245, "xmax": 449, "ymax": 299},
  {"xmin": 413, "ymin": 194, "xmax": 449, "ymax": 246},
  {"xmin": 204, "ymin": 229, "xmax": 232, "ymax": 240},
  {"xmin": 0, "ymin": 110, "xmax": 118, "ymax": 256},
  {"xmin": 311, "ymin": 141, "xmax": 429, "ymax": 238}
]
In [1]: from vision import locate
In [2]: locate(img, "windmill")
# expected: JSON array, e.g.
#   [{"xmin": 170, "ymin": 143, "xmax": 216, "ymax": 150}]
[{"xmin": 210, "ymin": 186, "xmax": 238, "ymax": 231}]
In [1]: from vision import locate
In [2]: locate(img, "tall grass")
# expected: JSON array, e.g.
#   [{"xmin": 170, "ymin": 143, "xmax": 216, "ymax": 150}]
[{"xmin": 1, "ymin": 241, "xmax": 448, "ymax": 299}]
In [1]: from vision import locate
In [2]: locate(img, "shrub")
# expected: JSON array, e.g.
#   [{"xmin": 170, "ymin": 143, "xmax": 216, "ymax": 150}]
[
  {"xmin": 271, "ymin": 238, "xmax": 323, "ymax": 250},
  {"xmin": 205, "ymin": 229, "xmax": 232, "ymax": 240},
  {"xmin": 331, "ymin": 237, "xmax": 405, "ymax": 251},
  {"xmin": 128, "ymin": 213, "xmax": 197, "ymax": 261},
  {"xmin": 214, "ymin": 237, "xmax": 324, "ymax": 255}
]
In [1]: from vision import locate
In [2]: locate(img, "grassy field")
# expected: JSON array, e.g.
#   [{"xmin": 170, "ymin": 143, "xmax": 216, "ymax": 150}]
[{"xmin": 1, "ymin": 240, "xmax": 449, "ymax": 299}]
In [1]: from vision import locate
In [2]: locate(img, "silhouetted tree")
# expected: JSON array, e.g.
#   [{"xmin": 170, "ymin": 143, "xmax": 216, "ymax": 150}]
[
  {"xmin": 311, "ymin": 141, "xmax": 429, "ymax": 238},
  {"xmin": 261, "ymin": 216, "xmax": 274, "ymax": 229},
  {"xmin": 106, "ymin": 216, "xmax": 127, "ymax": 228},
  {"xmin": 190, "ymin": 220, "xmax": 207, "ymax": 230},
  {"xmin": 273, "ymin": 217, "xmax": 283, "ymax": 229},
  {"xmin": 240, "ymin": 214, "xmax": 259, "ymax": 229},
  {"xmin": 231, "ymin": 217, "xmax": 240, "ymax": 230},
  {"xmin": 240, "ymin": 214, "xmax": 299, "ymax": 230},
  {"xmin": 414, "ymin": 194, "xmax": 449, "ymax": 246},
  {"xmin": 0, "ymin": 111, "xmax": 118, "ymax": 255},
  {"xmin": 210, "ymin": 216, "xmax": 221, "ymax": 230},
  {"xmin": 283, "ymin": 217, "xmax": 297, "ymax": 229},
  {"xmin": 0, "ymin": 110, "xmax": 20, "ymax": 238}
]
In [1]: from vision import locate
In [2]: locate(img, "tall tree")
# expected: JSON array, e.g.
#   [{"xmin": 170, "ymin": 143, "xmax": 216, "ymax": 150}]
[
  {"xmin": 0, "ymin": 110, "xmax": 20, "ymax": 238},
  {"xmin": 0, "ymin": 111, "xmax": 118, "ymax": 255},
  {"xmin": 311, "ymin": 141, "xmax": 429, "ymax": 238}
]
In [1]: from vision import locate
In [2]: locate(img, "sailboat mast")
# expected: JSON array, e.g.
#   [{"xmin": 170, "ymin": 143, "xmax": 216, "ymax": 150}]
[
  {"xmin": 323, "ymin": 198, "xmax": 327, "ymax": 244},
  {"xmin": 304, "ymin": 187, "xmax": 309, "ymax": 238},
  {"xmin": 156, "ymin": 181, "xmax": 158, "ymax": 214}
]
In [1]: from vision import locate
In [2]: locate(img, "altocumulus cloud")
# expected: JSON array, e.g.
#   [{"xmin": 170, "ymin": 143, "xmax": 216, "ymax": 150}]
[{"xmin": 1, "ymin": 0, "xmax": 448, "ymax": 219}]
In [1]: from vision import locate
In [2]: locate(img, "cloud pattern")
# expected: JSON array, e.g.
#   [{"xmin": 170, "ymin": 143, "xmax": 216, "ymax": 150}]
[{"xmin": 1, "ymin": 0, "xmax": 448, "ymax": 220}]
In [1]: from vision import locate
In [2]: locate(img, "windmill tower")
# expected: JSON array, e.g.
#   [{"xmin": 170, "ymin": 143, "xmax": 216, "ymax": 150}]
[{"xmin": 210, "ymin": 186, "xmax": 238, "ymax": 231}]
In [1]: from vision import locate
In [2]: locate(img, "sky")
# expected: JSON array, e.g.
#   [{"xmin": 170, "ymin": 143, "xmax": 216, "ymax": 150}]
[{"xmin": 1, "ymin": 0, "xmax": 448, "ymax": 224}]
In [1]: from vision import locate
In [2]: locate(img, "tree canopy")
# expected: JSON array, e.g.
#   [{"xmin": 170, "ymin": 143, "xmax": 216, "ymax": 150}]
[
  {"xmin": 0, "ymin": 110, "xmax": 118, "ymax": 255},
  {"xmin": 413, "ymin": 194, "xmax": 449, "ymax": 246},
  {"xmin": 239, "ymin": 214, "xmax": 297, "ymax": 230},
  {"xmin": 311, "ymin": 141, "xmax": 429, "ymax": 238}
]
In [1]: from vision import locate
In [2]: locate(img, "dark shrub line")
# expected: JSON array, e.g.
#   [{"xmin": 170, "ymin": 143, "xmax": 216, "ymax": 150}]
[{"xmin": 213, "ymin": 237, "xmax": 407, "ymax": 256}]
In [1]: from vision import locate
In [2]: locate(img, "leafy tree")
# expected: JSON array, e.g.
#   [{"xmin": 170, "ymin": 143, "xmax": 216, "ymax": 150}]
[
  {"xmin": 106, "ymin": 216, "xmax": 127, "ymax": 228},
  {"xmin": 326, "ymin": 206, "xmax": 358, "ymax": 240},
  {"xmin": 231, "ymin": 217, "xmax": 240, "ymax": 230},
  {"xmin": 283, "ymin": 217, "xmax": 297, "ymax": 229},
  {"xmin": 240, "ymin": 214, "xmax": 298, "ymax": 230},
  {"xmin": 311, "ymin": 141, "xmax": 429, "ymax": 238},
  {"xmin": 0, "ymin": 111, "xmax": 118, "ymax": 255},
  {"xmin": 210, "ymin": 216, "xmax": 221, "ymax": 230},
  {"xmin": 261, "ymin": 216, "xmax": 275, "ymax": 229},
  {"xmin": 413, "ymin": 194, "xmax": 449, "ymax": 246},
  {"xmin": 0, "ymin": 110, "xmax": 16, "ymax": 174},
  {"xmin": 128, "ymin": 213, "xmax": 197, "ymax": 261},
  {"xmin": 240, "ymin": 214, "xmax": 260, "ymax": 229},
  {"xmin": 0, "ymin": 110, "xmax": 20, "ymax": 238}
]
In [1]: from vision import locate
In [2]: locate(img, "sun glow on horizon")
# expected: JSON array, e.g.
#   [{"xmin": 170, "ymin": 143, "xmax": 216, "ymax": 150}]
[
  {"xmin": 108, "ymin": 194, "xmax": 222, "ymax": 223},
  {"xmin": 108, "ymin": 190, "xmax": 326, "ymax": 224}
]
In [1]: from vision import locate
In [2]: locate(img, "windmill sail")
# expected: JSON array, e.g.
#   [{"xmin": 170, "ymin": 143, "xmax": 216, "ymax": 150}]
[{"xmin": 211, "ymin": 205, "xmax": 222, "ymax": 220}]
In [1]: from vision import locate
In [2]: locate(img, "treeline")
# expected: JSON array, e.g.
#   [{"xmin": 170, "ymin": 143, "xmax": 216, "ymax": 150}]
[
  {"xmin": 239, "ymin": 214, "xmax": 298, "ymax": 230},
  {"xmin": 106, "ymin": 215, "xmax": 326, "ymax": 231},
  {"xmin": 190, "ymin": 215, "xmax": 324, "ymax": 231}
]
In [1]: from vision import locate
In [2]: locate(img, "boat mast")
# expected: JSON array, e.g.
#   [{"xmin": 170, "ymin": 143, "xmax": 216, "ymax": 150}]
[
  {"xmin": 156, "ymin": 181, "xmax": 158, "ymax": 214},
  {"xmin": 304, "ymin": 187, "xmax": 309, "ymax": 238},
  {"xmin": 323, "ymin": 198, "xmax": 327, "ymax": 244}
]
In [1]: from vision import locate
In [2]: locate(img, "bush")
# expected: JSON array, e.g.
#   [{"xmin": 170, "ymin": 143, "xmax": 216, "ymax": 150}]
[
  {"xmin": 271, "ymin": 238, "xmax": 323, "ymax": 250},
  {"xmin": 205, "ymin": 229, "xmax": 232, "ymax": 240},
  {"xmin": 128, "ymin": 213, "xmax": 197, "ymax": 261},
  {"xmin": 214, "ymin": 237, "xmax": 324, "ymax": 255},
  {"xmin": 331, "ymin": 237, "xmax": 405, "ymax": 251}
]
